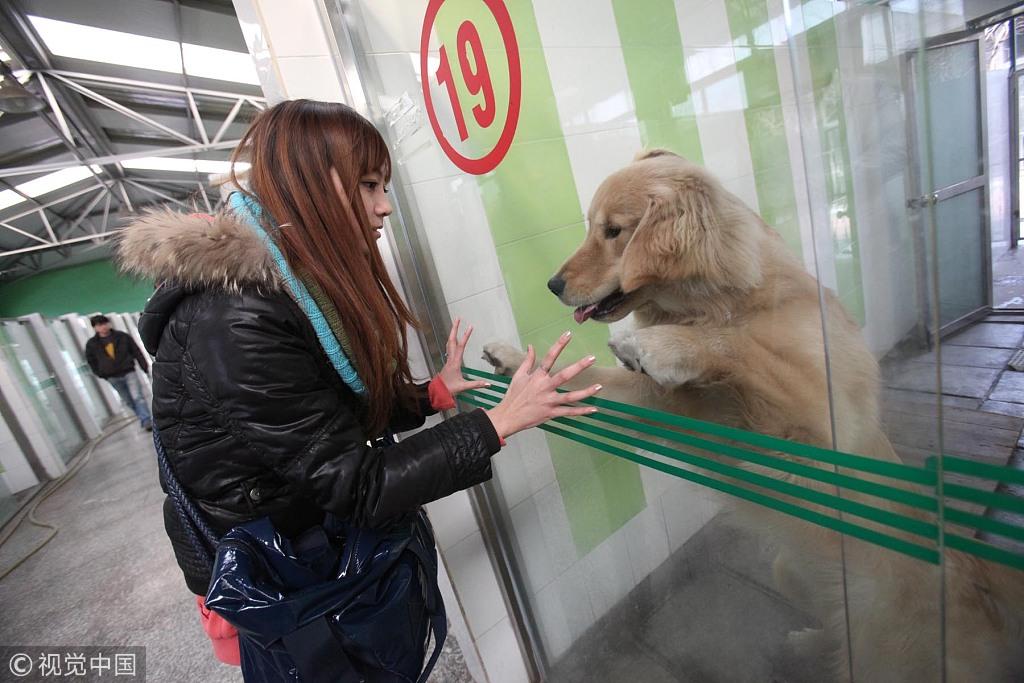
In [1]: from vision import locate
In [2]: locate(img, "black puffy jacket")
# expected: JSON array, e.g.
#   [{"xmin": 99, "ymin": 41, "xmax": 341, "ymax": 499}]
[{"xmin": 120, "ymin": 210, "xmax": 500, "ymax": 594}]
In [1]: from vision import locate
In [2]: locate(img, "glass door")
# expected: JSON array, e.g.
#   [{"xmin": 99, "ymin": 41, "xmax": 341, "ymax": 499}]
[
  {"xmin": 909, "ymin": 38, "xmax": 991, "ymax": 333},
  {"xmin": 49, "ymin": 319, "xmax": 110, "ymax": 427},
  {"xmin": 0, "ymin": 321, "xmax": 85, "ymax": 462}
]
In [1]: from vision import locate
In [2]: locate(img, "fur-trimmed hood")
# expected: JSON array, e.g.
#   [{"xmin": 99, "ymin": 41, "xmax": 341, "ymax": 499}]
[{"xmin": 117, "ymin": 209, "xmax": 280, "ymax": 292}]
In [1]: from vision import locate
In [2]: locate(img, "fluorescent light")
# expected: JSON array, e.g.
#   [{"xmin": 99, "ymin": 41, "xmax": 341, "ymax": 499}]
[
  {"xmin": 0, "ymin": 165, "xmax": 102, "ymax": 211},
  {"xmin": 183, "ymin": 44, "xmax": 260, "ymax": 85},
  {"xmin": 30, "ymin": 16, "xmax": 181, "ymax": 73},
  {"xmin": 120, "ymin": 157, "xmax": 249, "ymax": 174},
  {"xmin": 28, "ymin": 15, "xmax": 259, "ymax": 85}
]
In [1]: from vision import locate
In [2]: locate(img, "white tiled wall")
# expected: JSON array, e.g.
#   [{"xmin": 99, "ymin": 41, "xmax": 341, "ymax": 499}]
[
  {"xmin": 474, "ymin": 617, "xmax": 531, "ymax": 683},
  {"xmin": 409, "ymin": 177, "xmax": 504, "ymax": 305}
]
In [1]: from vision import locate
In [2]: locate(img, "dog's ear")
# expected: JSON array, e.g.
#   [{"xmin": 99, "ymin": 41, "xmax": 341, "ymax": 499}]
[
  {"xmin": 633, "ymin": 148, "xmax": 681, "ymax": 162},
  {"xmin": 620, "ymin": 177, "xmax": 716, "ymax": 292}
]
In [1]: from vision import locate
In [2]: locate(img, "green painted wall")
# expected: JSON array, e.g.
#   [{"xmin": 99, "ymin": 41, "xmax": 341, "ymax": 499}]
[
  {"xmin": 0, "ymin": 260, "xmax": 153, "ymax": 318},
  {"xmin": 612, "ymin": 0, "xmax": 703, "ymax": 161},
  {"xmin": 436, "ymin": 0, "xmax": 646, "ymax": 555}
]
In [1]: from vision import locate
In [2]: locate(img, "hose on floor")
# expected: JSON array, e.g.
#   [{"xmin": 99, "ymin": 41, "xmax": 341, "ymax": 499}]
[{"xmin": 0, "ymin": 415, "xmax": 137, "ymax": 582}]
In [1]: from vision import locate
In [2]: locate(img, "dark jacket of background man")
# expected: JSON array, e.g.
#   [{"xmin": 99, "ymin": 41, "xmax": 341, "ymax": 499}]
[{"xmin": 86, "ymin": 327, "xmax": 149, "ymax": 378}]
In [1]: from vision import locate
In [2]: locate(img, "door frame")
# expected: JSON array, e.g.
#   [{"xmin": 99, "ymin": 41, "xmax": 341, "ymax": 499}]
[
  {"xmin": 903, "ymin": 34, "xmax": 992, "ymax": 340},
  {"xmin": 1010, "ymin": 26, "xmax": 1020, "ymax": 250}
]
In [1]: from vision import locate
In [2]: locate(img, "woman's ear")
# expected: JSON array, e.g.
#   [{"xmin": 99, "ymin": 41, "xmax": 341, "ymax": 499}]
[{"xmin": 619, "ymin": 178, "xmax": 716, "ymax": 292}]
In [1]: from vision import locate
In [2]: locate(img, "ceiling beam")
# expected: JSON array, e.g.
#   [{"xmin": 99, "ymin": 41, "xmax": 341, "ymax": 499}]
[{"xmin": 0, "ymin": 139, "xmax": 241, "ymax": 176}]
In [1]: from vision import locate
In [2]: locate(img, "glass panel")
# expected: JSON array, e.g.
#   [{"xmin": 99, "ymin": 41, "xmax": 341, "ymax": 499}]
[
  {"xmin": 321, "ymin": 1, "xmax": 1022, "ymax": 681},
  {"xmin": 0, "ymin": 322, "xmax": 84, "ymax": 462},
  {"xmin": 0, "ymin": 474, "xmax": 17, "ymax": 528},
  {"xmin": 931, "ymin": 188, "xmax": 988, "ymax": 326},
  {"xmin": 49, "ymin": 319, "xmax": 109, "ymax": 427},
  {"xmin": 923, "ymin": 41, "xmax": 983, "ymax": 190}
]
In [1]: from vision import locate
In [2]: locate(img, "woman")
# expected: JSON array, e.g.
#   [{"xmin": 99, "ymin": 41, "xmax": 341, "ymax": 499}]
[{"xmin": 117, "ymin": 100, "xmax": 600, "ymax": 676}]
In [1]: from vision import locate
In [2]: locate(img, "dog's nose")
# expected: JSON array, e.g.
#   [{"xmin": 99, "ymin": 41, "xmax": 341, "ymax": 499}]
[{"xmin": 547, "ymin": 275, "xmax": 566, "ymax": 296}]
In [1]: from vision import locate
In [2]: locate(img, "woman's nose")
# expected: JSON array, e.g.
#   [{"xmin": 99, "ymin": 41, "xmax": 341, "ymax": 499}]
[{"xmin": 378, "ymin": 198, "xmax": 393, "ymax": 217}]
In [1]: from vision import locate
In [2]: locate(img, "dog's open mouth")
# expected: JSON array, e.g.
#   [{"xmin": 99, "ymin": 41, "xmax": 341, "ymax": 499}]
[{"xmin": 574, "ymin": 289, "xmax": 626, "ymax": 324}]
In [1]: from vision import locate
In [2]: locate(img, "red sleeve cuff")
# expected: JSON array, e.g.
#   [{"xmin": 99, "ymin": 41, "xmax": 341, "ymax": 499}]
[
  {"xmin": 428, "ymin": 375, "xmax": 456, "ymax": 411},
  {"xmin": 195, "ymin": 596, "xmax": 240, "ymax": 666}
]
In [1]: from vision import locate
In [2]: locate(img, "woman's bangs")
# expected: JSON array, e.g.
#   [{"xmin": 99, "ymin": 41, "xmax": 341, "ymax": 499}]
[{"xmin": 363, "ymin": 124, "xmax": 392, "ymax": 182}]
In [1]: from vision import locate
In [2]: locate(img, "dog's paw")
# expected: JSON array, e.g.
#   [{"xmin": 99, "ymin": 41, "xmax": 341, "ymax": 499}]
[
  {"xmin": 607, "ymin": 329, "xmax": 698, "ymax": 388},
  {"xmin": 482, "ymin": 342, "xmax": 526, "ymax": 376},
  {"xmin": 607, "ymin": 330, "xmax": 645, "ymax": 373}
]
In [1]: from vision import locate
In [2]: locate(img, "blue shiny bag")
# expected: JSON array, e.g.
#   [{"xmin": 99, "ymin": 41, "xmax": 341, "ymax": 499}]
[{"xmin": 154, "ymin": 430, "xmax": 447, "ymax": 683}]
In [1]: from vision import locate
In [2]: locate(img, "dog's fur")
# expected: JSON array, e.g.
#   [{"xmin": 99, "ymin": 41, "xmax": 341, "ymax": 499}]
[{"xmin": 483, "ymin": 150, "xmax": 1024, "ymax": 681}]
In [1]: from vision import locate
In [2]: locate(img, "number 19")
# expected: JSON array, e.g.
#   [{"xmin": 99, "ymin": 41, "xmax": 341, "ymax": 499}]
[{"xmin": 435, "ymin": 20, "xmax": 496, "ymax": 142}]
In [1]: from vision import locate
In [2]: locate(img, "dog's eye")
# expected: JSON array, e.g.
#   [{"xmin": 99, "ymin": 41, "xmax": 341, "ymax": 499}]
[{"xmin": 604, "ymin": 225, "xmax": 622, "ymax": 239}]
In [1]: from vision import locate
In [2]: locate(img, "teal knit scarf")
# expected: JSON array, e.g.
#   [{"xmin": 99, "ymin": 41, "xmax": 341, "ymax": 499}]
[{"xmin": 228, "ymin": 192, "xmax": 367, "ymax": 397}]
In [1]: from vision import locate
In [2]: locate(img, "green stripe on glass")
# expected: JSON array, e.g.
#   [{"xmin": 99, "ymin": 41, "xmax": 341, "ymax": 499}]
[
  {"xmin": 465, "ymin": 387, "xmax": 936, "ymax": 536},
  {"xmin": 464, "ymin": 366, "xmax": 934, "ymax": 484},
  {"xmin": 468, "ymin": 384, "xmax": 935, "ymax": 512},
  {"xmin": 460, "ymin": 366, "xmax": 1024, "ymax": 572},
  {"xmin": 435, "ymin": 0, "xmax": 644, "ymax": 556},
  {"xmin": 944, "ymin": 483, "xmax": 1024, "ymax": 516},
  {"xmin": 611, "ymin": 0, "xmax": 702, "ymax": 160},
  {"xmin": 945, "ymin": 533, "xmax": 1024, "ymax": 572},
  {"xmin": 940, "ymin": 454, "xmax": 1024, "ymax": 486},
  {"xmin": 458, "ymin": 393, "xmax": 941, "ymax": 565},
  {"xmin": 944, "ymin": 507, "xmax": 1024, "ymax": 544}
]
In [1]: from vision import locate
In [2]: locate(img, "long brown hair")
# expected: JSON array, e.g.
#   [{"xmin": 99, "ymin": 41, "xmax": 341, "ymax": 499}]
[{"xmin": 229, "ymin": 99, "xmax": 418, "ymax": 434}]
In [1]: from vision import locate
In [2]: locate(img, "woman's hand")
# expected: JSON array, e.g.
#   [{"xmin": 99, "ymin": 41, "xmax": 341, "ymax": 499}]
[
  {"xmin": 485, "ymin": 331, "xmax": 602, "ymax": 440},
  {"xmin": 437, "ymin": 318, "xmax": 491, "ymax": 396}
]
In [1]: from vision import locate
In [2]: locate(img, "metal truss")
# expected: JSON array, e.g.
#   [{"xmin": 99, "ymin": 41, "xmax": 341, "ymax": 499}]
[
  {"xmin": 0, "ymin": 70, "xmax": 264, "ymax": 176},
  {"xmin": 0, "ymin": 69, "xmax": 261, "ymax": 272},
  {"xmin": 0, "ymin": 178, "xmax": 218, "ymax": 260}
]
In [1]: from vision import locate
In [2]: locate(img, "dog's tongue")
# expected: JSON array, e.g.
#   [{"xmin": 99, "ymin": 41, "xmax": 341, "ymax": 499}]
[{"xmin": 574, "ymin": 304, "xmax": 599, "ymax": 324}]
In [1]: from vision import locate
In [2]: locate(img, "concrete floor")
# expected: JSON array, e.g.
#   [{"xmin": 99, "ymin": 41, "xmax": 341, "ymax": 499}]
[{"xmin": 0, "ymin": 422, "xmax": 471, "ymax": 683}]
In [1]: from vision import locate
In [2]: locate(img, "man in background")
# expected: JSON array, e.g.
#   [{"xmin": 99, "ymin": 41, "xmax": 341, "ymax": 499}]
[{"xmin": 85, "ymin": 315, "xmax": 152, "ymax": 431}]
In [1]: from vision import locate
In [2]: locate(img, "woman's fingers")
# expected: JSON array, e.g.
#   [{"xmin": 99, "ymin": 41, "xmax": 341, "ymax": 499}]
[
  {"xmin": 558, "ymin": 385, "xmax": 602, "ymax": 404},
  {"xmin": 466, "ymin": 379, "xmax": 491, "ymax": 390},
  {"xmin": 550, "ymin": 354, "xmax": 596, "ymax": 386},
  {"xmin": 552, "ymin": 405, "xmax": 599, "ymax": 418},
  {"xmin": 514, "ymin": 345, "xmax": 536, "ymax": 380},
  {"xmin": 538, "ymin": 331, "xmax": 572, "ymax": 374},
  {"xmin": 459, "ymin": 324, "xmax": 473, "ymax": 350},
  {"xmin": 447, "ymin": 317, "xmax": 461, "ymax": 352}
]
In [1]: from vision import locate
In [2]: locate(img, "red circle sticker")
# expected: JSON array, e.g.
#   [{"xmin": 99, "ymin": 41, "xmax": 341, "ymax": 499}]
[{"xmin": 420, "ymin": 0, "xmax": 521, "ymax": 175}]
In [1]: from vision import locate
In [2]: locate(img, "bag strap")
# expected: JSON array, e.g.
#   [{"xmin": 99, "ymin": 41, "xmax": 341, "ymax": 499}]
[
  {"xmin": 153, "ymin": 428, "xmax": 220, "ymax": 569},
  {"xmin": 404, "ymin": 520, "xmax": 448, "ymax": 683},
  {"xmin": 417, "ymin": 590, "xmax": 448, "ymax": 683}
]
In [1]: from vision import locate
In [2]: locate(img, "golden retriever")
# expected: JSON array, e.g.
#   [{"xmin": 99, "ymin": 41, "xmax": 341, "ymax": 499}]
[{"xmin": 482, "ymin": 149, "xmax": 1024, "ymax": 681}]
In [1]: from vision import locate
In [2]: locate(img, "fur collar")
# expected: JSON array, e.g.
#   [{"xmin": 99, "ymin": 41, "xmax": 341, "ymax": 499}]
[{"xmin": 117, "ymin": 209, "xmax": 281, "ymax": 292}]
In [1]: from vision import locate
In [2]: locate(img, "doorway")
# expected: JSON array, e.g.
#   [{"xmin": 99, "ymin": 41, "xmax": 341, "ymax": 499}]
[{"xmin": 995, "ymin": 17, "xmax": 1024, "ymax": 308}]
